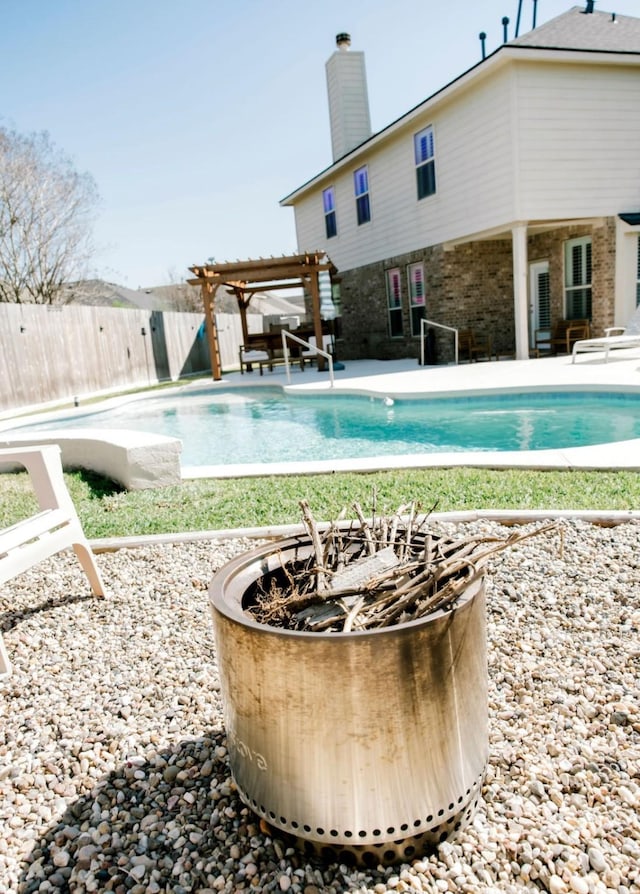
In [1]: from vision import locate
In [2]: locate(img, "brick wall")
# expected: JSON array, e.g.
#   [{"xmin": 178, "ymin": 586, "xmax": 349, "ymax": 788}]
[
  {"xmin": 336, "ymin": 218, "xmax": 617, "ymax": 361},
  {"xmin": 337, "ymin": 240, "xmax": 514, "ymax": 362},
  {"xmin": 528, "ymin": 220, "xmax": 616, "ymax": 337}
]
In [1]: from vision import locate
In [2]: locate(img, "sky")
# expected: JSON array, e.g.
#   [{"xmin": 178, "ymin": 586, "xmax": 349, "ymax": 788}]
[{"xmin": 1, "ymin": 0, "xmax": 638, "ymax": 289}]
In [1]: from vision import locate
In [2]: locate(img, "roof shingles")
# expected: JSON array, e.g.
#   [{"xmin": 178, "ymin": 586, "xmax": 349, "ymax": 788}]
[{"xmin": 510, "ymin": 5, "xmax": 640, "ymax": 53}]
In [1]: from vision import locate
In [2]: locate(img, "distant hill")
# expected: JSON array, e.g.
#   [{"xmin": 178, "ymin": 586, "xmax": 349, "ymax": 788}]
[
  {"xmin": 62, "ymin": 279, "xmax": 307, "ymax": 317},
  {"xmin": 61, "ymin": 280, "xmax": 170, "ymax": 310}
]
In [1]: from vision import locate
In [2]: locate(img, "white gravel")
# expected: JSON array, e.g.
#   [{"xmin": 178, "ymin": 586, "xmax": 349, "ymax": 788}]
[{"xmin": 0, "ymin": 518, "xmax": 638, "ymax": 893}]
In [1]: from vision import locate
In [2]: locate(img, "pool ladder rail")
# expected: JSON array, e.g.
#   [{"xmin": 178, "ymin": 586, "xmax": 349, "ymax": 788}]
[{"xmin": 281, "ymin": 330, "xmax": 335, "ymax": 387}]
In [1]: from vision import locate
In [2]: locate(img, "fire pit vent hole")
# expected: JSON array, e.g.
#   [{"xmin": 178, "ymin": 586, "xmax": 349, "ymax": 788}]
[{"xmin": 240, "ymin": 774, "xmax": 484, "ymax": 865}]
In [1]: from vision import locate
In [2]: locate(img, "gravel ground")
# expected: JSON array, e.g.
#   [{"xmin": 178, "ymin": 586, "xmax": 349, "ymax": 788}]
[{"xmin": 0, "ymin": 518, "xmax": 638, "ymax": 894}]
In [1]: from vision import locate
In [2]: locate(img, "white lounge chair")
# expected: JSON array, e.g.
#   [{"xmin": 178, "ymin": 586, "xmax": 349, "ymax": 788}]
[
  {"xmin": 0, "ymin": 445, "xmax": 105, "ymax": 678},
  {"xmin": 572, "ymin": 305, "xmax": 640, "ymax": 363}
]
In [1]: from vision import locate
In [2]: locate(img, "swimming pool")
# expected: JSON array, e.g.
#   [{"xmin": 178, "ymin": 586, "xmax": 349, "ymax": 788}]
[{"xmin": 10, "ymin": 386, "xmax": 640, "ymax": 467}]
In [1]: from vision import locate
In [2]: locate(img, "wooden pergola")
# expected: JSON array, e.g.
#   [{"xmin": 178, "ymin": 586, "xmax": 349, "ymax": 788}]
[{"xmin": 188, "ymin": 252, "xmax": 337, "ymax": 379}]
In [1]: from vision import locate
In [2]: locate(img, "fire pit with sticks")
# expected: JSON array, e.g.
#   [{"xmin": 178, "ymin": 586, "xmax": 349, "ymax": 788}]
[{"xmin": 209, "ymin": 502, "xmax": 550, "ymax": 867}]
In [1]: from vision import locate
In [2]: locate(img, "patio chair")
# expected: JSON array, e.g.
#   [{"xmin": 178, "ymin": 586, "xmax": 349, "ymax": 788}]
[
  {"xmin": 458, "ymin": 330, "xmax": 493, "ymax": 362},
  {"xmin": 301, "ymin": 334, "xmax": 334, "ymax": 366},
  {"xmin": 0, "ymin": 444, "xmax": 105, "ymax": 679},
  {"xmin": 535, "ymin": 319, "xmax": 590, "ymax": 355},
  {"xmin": 572, "ymin": 305, "xmax": 640, "ymax": 363},
  {"xmin": 239, "ymin": 345, "xmax": 270, "ymax": 375}
]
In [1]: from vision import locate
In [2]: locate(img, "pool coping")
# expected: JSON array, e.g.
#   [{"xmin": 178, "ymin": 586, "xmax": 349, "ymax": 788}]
[{"xmin": 2, "ymin": 354, "xmax": 640, "ymax": 484}]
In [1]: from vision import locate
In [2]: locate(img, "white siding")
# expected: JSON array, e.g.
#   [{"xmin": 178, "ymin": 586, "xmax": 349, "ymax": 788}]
[
  {"xmin": 293, "ymin": 67, "xmax": 518, "ymax": 272},
  {"xmin": 515, "ymin": 62, "xmax": 640, "ymax": 218},
  {"xmin": 290, "ymin": 56, "xmax": 640, "ymax": 274},
  {"xmin": 429, "ymin": 70, "xmax": 516, "ymax": 238}
]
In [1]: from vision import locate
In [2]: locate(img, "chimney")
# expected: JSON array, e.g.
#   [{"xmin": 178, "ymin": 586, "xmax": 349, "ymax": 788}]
[
  {"xmin": 585, "ymin": 0, "xmax": 595, "ymax": 12},
  {"xmin": 325, "ymin": 33, "xmax": 372, "ymax": 162}
]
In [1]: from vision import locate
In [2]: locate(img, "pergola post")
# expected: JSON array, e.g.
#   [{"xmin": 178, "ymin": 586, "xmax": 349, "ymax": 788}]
[
  {"xmin": 202, "ymin": 282, "xmax": 222, "ymax": 381},
  {"xmin": 232, "ymin": 287, "xmax": 251, "ymax": 346}
]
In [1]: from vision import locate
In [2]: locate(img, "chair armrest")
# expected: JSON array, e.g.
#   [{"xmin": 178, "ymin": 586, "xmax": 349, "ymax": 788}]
[
  {"xmin": 563, "ymin": 325, "xmax": 587, "ymax": 338},
  {"xmin": 564, "ymin": 324, "xmax": 590, "ymax": 351},
  {"xmin": 0, "ymin": 445, "xmax": 75, "ymax": 515},
  {"xmin": 604, "ymin": 327, "xmax": 626, "ymax": 336}
]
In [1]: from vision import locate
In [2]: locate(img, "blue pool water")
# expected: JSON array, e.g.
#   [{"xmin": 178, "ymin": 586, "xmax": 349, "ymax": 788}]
[{"xmin": 11, "ymin": 387, "xmax": 640, "ymax": 466}]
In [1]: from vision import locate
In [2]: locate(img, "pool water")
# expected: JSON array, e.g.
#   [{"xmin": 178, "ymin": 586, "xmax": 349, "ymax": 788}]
[{"xmin": 12, "ymin": 387, "xmax": 640, "ymax": 467}]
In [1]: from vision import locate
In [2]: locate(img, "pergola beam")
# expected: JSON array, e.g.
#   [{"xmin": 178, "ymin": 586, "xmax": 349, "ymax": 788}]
[{"xmin": 188, "ymin": 252, "xmax": 337, "ymax": 380}]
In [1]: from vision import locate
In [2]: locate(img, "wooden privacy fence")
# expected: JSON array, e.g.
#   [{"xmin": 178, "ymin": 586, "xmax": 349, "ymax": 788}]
[{"xmin": 0, "ymin": 304, "xmax": 262, "ymax": 413}]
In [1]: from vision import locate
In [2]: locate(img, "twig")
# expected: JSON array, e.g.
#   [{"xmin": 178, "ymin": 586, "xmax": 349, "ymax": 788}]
[
  {"xmin": 246, "ymin": 504, "xmax": 558, "ymax": 632},
  {"xmin": 299, "ymin": 500, "xmax": 328, "ymax": 594}
]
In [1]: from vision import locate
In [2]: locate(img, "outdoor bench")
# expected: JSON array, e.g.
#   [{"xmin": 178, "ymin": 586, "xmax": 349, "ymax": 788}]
[{"xmin": 241, "ymin": 334, "xmax": 305, "ymax": 373}]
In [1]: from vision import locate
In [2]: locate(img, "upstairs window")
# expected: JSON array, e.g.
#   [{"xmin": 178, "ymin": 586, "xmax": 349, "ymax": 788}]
[
  {"xmin": 323, "ymin": 187, "xmax": 337, "ymax": 239},
  {"xmin": 414, "ymin": 126, "xmax": 436, "ymax": 200},
  {"xmin": 386, "ymin": 267, "xmax": 403, "ymax": 337},
  {"xmin": 564, "ymin": 236, "xmax": 592, "ymax": 319},
  {"xmin": 408, "ymin": 262, "xmax": 426, "ymax": 336},
  {"xmin": 354, "ymin": 165, "xmax": 371, "ymax": 225}
]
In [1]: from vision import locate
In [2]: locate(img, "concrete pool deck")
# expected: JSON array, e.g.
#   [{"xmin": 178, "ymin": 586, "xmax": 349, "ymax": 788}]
[{"xmin": 2, "ymin": 351, "xmax": 640, "ymax": 485}]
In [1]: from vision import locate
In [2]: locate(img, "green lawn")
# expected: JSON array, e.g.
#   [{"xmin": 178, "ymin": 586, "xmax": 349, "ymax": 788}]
[{"xmin": 0, "ymin": 467, "xmax": 638, "ymax": 539}]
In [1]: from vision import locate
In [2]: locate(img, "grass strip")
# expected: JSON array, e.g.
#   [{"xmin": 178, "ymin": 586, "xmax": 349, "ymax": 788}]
[{"xmin": 0, "ymin": 467, "xmax": 638, "ymax": 539}]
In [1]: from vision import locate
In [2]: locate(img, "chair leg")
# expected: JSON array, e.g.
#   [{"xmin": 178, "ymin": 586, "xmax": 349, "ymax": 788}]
[
  {"xmin": 72, "ymin": 540, "xmax": 106, "ymax": 597},
  {"xmin": 0, "ymin": 634, "xmax": 11, "ymax": 679}
]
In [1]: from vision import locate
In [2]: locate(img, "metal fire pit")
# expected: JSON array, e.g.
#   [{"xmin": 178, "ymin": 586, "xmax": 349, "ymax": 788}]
[{"xmin": 209, "ymin": 534, "xmax": 487, "ymax": 867}]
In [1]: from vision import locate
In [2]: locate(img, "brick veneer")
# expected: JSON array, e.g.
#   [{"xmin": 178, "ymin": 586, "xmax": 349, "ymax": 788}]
[{"xmin": 334, "ymin": 219, "xmax": 617, "ymax": 362}]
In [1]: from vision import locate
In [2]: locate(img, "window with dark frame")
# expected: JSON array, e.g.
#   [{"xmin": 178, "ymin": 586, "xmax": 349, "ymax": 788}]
[
  {"xmin": 408, "ymin": 262, "xmax": 426, "ymax": 336},
  {"xmin": 414, "ymin": 126, "xmax": 436, "ymax": 200},
  {"xmin": 386, "ymin": 267, "xmax": 403, "ymax": 337},
  {"xmin": 354, "ymin": 165, "xmax": 371, "ymax": 225},
  {"xmin": 564, "ymin": 236, "xmax": 592, "ymax": 320},
  {"xmin": 323, "ymin": 187, "xmax": 337, "ymax": 239}
]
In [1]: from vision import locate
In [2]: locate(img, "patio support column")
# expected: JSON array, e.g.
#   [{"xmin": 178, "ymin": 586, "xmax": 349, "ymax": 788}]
[{"xmin": 512, "ymin": 224, "xmax": 529, "ymax": 360}]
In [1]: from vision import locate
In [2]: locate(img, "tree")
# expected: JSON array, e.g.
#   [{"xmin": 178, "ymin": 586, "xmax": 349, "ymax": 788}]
[
  {"xmin": 157, "ymin": 266, "xmax": 203, "ymax": 312},
  {"xmin": 0, "ymin": 127, "xmax": 99, "ymax": 304}
]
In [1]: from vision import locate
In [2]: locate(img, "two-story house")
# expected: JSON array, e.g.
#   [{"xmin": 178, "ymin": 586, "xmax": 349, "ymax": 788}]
[{"xmin": 280, "ymin": 4, "xmax": 640, "ymax": 362}]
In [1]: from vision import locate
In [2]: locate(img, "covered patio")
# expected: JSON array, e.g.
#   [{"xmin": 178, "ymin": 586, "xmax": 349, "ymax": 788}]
[{"xmin": 188, "ymin": 253, "xmax": 338, "ymax": 379}]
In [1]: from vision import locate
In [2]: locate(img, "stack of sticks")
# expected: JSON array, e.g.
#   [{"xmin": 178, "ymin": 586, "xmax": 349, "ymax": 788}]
[{"xmin": 247, "ymin": 500, "xmax": 556, "ymax": 633}]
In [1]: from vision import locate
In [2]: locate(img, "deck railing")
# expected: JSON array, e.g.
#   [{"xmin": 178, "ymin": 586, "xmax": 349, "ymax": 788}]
[{"xmin": 420, "ymin": 319, "xmax": 459, "ymax": 366}]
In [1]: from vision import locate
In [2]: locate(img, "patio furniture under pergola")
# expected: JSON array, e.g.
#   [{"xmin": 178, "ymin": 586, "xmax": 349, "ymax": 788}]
[{"xmin": 188, "ymin": 253, "xmax": 337, "ymax": 380}]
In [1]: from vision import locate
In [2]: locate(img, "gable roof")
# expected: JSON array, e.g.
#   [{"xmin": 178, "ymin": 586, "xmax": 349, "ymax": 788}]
[
  {"xmin": 281, "ymin": 5, "xmax": 640, "ymax": 205},
  {"xmin": 510, "ymin": 6, "xmax": 640, "ymax": 53}
]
